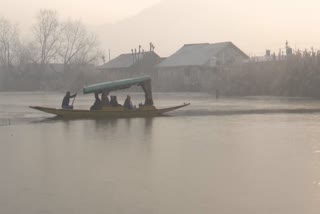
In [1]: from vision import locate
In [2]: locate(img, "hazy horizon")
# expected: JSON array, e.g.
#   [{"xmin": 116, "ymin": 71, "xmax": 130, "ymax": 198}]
[
  {"xmin": 2, "ymin": 0, "xmax": 320, "ymax": 58},
  {"xmin": 0, "ymin": 0, "xmax": 160, "ymax": 25}
]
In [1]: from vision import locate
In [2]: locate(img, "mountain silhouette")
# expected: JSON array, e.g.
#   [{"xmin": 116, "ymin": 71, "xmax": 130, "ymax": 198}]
[{"xmin": 96, "ymin": 0, "xmax": 316, "ymax": 58}]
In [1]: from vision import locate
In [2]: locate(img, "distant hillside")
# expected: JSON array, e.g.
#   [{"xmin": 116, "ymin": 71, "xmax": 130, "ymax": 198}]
[
  {"xmin": 96, "ymin": 0, "xmax": 317, "ymax": 58},
  {"xmin": 97, "ymin": 0, "xmax": 244, "ymax": 58}
]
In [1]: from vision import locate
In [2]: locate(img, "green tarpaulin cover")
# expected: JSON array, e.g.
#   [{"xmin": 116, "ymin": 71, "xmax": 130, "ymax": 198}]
[{"xmin": 83, "ymin": 76, "xmax": 151, "ymax": 94}]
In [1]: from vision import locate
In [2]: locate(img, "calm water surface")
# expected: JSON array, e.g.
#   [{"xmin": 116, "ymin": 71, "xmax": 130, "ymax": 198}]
[{"xmin": 1, "ymin": 92, "xmax": 320, "ymax": 214}]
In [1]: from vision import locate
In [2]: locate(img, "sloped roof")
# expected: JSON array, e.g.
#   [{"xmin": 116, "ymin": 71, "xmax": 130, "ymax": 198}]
[
  {"xmin": 98, "ymin": 52, "xmax": 160, "ymax": 69},
  {"xmin": 157, "ymin": 42, "xmax": 249, "ymax": 68}
]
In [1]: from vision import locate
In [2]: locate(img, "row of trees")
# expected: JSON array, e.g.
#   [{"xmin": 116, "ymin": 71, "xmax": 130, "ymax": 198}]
[{"xmin": 0, "ymin": 9, "xmax": 102, "ymax": 68}]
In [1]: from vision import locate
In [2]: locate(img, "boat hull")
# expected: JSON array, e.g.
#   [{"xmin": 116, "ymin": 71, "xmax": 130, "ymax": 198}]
[{"xmin": 30, "ymin": 104, "xmax": 190, "ymax": 118}]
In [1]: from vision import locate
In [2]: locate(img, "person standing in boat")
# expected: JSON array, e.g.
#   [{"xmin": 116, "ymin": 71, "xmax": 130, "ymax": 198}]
[{"xmin": 61, "ymin": 91, "xmax": 77, "ymax": 109}]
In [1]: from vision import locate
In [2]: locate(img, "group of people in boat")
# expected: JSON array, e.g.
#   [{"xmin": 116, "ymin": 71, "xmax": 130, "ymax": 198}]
[
  {"xmin": 91, "ymin": 92, "xmax": 134, "ymax": 110},
  {"xmin": 61, "ymin": 91, "xmax": 134, "ymax": 110}
]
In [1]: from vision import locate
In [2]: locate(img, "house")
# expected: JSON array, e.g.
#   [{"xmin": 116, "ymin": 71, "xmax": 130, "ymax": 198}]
[
  {"xmin": 157, "ymin": 42, "xmax": 249, "ymax": 68},
  {"xmin": 154, "ymin": 42, "xmax": 249, "ymax": 91},
  {"xmin": 97, "ymin": 51, "xmax": 163, "ymax": 80}
]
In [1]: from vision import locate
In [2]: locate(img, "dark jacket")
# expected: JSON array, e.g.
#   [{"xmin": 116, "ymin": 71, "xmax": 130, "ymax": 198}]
[
  {"xmin": 62, "ymin": 93, "xmax": 76, "ymax": 107},
  {"xmin": 110, "ymin": 96, "xmax": 121, "ymax": 107},
  {"xmin": 90, "ymin": 93, "xmax": 102, "ymax": 110},
  {"xmin": 124, "ymin": 98, "xmax": 133, "ymax": 109}
]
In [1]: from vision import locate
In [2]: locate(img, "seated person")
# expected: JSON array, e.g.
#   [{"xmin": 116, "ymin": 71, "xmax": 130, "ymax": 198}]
[
  {"xmin": 110, "ymin": 96, "xmax": 121, "ymax": 107},
  {"xmin": 90, "ymin": 92, "xmax": 102, "ymax": 110},
  {"xmin": 101, "ymin": 91, "xmax": 110, "ymax": 106},
  {"xmin": 61, "ymin": 91, "xmax": 77, "ymax": 109},
  {"xmin": 123, "ymin": 95, "xmax": 134, "ymax": 110}
]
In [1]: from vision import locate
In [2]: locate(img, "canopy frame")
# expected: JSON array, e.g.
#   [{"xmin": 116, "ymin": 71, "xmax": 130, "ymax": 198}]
[{"xmin": 83, "ymin": 76, "xmax": 154, "ymax": 106}]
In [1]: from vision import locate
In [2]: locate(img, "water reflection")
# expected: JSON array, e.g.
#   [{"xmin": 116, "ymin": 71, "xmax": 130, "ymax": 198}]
[
  {"xmin": 92, "ymin": 118, "xmax": 154, "ymax": 142},
  {"xmin": 3, "ymin": 93, "xmax": 320, "ymax": 214},
  {"xmin": 143, "ymin": 118, "xmax": 154, "ymax": 137},
  {"xmin": 29, "ymin": 117, "xmax": 155, "ymax": 145}
]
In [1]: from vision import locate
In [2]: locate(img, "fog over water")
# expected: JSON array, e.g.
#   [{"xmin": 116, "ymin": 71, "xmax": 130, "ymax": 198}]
[
  {"xmin": 1, "ymin": 92, "xmax": 320, "ymax": 214},
  {"xmin": 1, "ymin": 0, "xmax": 320, "ymax": 213}
]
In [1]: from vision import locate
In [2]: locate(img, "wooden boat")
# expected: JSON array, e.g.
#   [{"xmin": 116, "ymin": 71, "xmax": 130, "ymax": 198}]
[
  {"xmin": 30, "ymin": 104, "xmax": 190, "ymax": 118},
  {"xmin": 30, "ymin": 76, "xmax": 190, "ymax": 118}
]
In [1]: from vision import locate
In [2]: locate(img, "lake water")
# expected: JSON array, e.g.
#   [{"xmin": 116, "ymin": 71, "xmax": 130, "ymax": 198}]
[{"xmin": 1, "ymin": 92, "xmax": 320, "ymax": 214}]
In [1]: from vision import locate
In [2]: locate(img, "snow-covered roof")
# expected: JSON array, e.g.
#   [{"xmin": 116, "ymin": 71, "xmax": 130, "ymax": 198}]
[{"xmin": 157, "ymin": 42, "xmax": 248, "ymax": 68}]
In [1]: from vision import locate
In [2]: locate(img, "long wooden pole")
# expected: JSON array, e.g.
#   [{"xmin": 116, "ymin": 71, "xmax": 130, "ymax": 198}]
[{"xmin": 71, "ymin": 95, "xmax": 76, "ymax": 106}]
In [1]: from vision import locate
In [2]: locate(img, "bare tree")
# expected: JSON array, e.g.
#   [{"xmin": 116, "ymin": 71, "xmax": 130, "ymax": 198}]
[
  {"xmin": 60, "ymin": 20, "xmax": 101, "ymax": 66},
  {"xmin": 0, "ymin": 17, "xmax": 20, "ymax": 66},
  {"xmin": 72, "ymin": 33, "xmax": 101, "ymax": 65},
  {"xmin": 32, "ymin": 9, "xmax": 61, "ymax": 64},
  {"xmin": 16, "ymin": 42, "xmax": 36, "ymax": 65}
]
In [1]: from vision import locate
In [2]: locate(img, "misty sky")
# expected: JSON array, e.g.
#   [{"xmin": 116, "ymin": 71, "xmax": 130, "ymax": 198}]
[
  {"xmin": 0, "ymin": 0, "xmax": 160, "ymax": 24},
  {"xmin": 1, "ymin": 0, "xmax": 320, "ymax": 57}
]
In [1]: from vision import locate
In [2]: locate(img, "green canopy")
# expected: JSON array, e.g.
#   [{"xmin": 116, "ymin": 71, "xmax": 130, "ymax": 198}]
[{"xmin": 83, "ymin": 76, "xmax": 151, "ymax": 94}]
